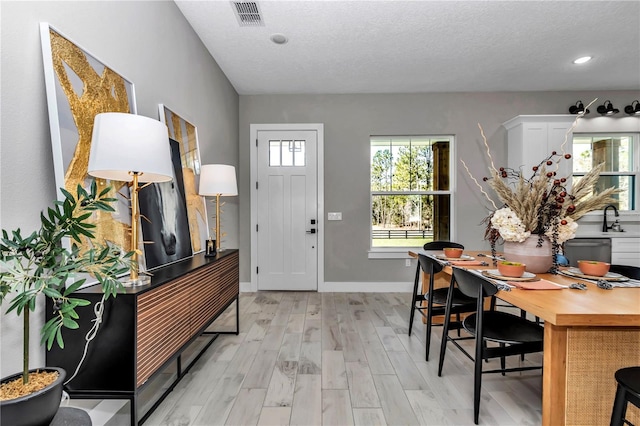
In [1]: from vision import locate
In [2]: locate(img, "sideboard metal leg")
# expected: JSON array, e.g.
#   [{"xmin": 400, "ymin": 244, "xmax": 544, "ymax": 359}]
[
  {"xmin": 131, "ymin": 395, "xmax": 137, "ymax": 426},
  {"xmin": 235, "ymin": 297, "xmax": 240, "ymax": 335}
]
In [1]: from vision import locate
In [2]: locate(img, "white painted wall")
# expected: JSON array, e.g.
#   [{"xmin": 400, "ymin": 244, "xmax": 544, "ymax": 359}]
[{"xmin": 238, "ymin": 93, "xmax": 640, "ymax": 284}]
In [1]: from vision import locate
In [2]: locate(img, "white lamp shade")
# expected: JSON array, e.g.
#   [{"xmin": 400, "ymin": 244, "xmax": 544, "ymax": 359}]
[
  {"xmin": 199, "ymin": 164, "xmax": 238, "ymax": 196},
  {"xmin": 88, "ymin": 112, "xmax": 173, "ymax": 183}
]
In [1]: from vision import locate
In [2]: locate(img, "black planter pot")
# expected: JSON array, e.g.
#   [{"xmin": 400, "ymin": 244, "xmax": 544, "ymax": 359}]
[{"xmin": 0, "ymin": 367, "xmax": 66, "ymax": 426}]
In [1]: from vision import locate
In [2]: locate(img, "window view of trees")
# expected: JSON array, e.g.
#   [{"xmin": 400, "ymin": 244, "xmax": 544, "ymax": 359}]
[
  {"xmin": 371, "ymin": 136, "xmax": 452, "ymax": 247},
  {"xmin": 573, "ymin": 134, "xmax": 637, "ymax": 211}
]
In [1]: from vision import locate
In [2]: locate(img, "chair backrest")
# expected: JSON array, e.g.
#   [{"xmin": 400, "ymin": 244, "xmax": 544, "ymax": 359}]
[
  {"xmin": 423, "ymin": 241, "xmax": 464, "ymax": 250},
  {"xmin": 417, "ymin": 253, "xmax": 444, "ymax": 276},
  {"xmin": 610, "ymin": 264, "xmax": 640, "ymax": 280},
  {"xmin": 452, "ymin": 267, "xmax": 498, "ymax": 300}
]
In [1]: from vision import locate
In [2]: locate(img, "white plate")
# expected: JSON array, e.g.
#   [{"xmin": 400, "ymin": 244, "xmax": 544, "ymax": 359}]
[
  {"xmin": 561, "ymin": 268, "xmax": 628, "ymax": 281},
  {"xmin": 435, "ymin": 254, "xmax": 475, "ymax": 261},
  {"xmin": 483, "ymin": 269, "xmax": 537, "ymax": 281}
]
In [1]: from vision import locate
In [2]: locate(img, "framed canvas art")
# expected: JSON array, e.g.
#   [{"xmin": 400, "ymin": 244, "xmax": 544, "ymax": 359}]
[
  {"xmin": 40, "ymin": 23, "xmax": 143, "ymax": 276},
  {"xmin": 159, "ymin": 105, "xmax": 208, "ymax": 253},
  {"xmin": 138, "ymin": 138, "xmax": 193, "ymax": 269}
]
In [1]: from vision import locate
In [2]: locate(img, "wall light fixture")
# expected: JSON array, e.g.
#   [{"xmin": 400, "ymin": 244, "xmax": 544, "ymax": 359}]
[
  {"xmin": 624, "ymin": 100, "xmax": 640, "ymax": 115},
  {"xmin": 568, "ymin": 100, "xmax": 589, "ymax": 115},
  {"xmin": 596, "ymin": 100, "xmax": 619, "ymax": 116}
]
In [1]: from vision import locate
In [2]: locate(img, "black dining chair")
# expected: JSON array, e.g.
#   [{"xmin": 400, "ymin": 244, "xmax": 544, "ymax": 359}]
[
  {"xmin": 408, "ymin": 250, "xmax": 475, "ymax": 361},
  {"xmin": 610, "ymin": 366, "xmax": 640, "ymax": 426},
  {"xmin": 610, "ymin": 265, "xmax": 640, "ymax": 280},
  {"xmin": 416, "ymin": 241, "xmax": 469, "ymax": 341},
  {"xmin": 438, "ymin": 267, "xmax": 544, "ymax": 425},
  {"xmin": 410, "ymin": 241, "xmax": 466, "ymax": 338}
]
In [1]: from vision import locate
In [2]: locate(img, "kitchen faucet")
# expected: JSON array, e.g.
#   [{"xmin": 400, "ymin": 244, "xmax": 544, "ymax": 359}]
[{"xmin": 602, "ymin": 204, "xmax": 619, "ymax": 232}]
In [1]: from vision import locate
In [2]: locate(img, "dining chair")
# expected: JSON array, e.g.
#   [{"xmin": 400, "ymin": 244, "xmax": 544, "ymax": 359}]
[
  {"xmin": 438, "ymin": 266, "xmax": 544, "ymax": 425},
  {"xmin": 417, "ymin": 240, "xmax": 469, "ymax": 341},
  {"xmin": 609, "ymin": 265, "xmax": 640, "ymax": 280},
  {"xmin": 408, "ymin": 251, "xmax": 475, "ymax": 361},
  {"xmin": 410, "ymin": 242, "xmax": 466, "ymax": 338},
  {"xmin": 610, "ymin": 366, "xmax": 640, "ymax": 426}
]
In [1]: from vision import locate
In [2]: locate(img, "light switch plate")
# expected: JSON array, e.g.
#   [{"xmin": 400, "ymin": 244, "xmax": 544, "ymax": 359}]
[{"xmin": 328, "ymin": 212, "xmax": 342, "ymax": 221}]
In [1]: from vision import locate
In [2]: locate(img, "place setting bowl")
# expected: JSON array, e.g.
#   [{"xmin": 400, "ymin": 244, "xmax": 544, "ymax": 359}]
[
  {"xmin": 483, "ymin": 261, "xmax": 538, "ymax": 281},
  {"xmin": 560, "ymin": 261, "xmax": 628, "ymax": 281}
]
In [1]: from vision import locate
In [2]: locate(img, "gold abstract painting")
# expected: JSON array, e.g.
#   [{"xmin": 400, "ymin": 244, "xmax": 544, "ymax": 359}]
[
  {"xmin": 40, "ymin": 24, "xmax": 139, "ymax": 269},
  {"xmin": 159, "ymin": 105, "xmax": 208, "ymax": 253}
]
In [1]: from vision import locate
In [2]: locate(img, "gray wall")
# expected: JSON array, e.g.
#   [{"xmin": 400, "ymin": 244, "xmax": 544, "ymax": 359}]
[
  {"xmin": 239, "ymin": 92, "xmax": 640, "ymax": 283},
  {"xmin": 0, "ymin": 1, "xmax": 238, "ymax": 377}
]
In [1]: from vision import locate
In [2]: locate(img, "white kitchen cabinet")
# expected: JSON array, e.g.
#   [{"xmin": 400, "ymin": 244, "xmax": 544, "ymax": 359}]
[
  {"xmin": 611, "ymin": 238, "xmax": 640, "ymax": 267},
  {"xmin": 503, "ymin": 115, "xmax": 576, "ymax": 179}
]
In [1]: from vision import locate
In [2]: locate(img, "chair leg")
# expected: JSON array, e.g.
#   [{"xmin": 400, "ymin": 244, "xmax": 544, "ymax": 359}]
[
  {"xmin": 438, "ymin": 302, "xmax": 453, "ymax": 376},
  {"xmin": 473, "ymin": 295, "xmax": 485, "ymax": 425},
  {"xmin": 408, "ymin": 264, "xmax": 420, "ymax": 336},
  {"xmin": 500, "ymin": 343, "xmax": 506, "ymax": 376},
  {"xmin": 519, "ymin": 310, "xmax": 527, "ymax": 361},
  {"xmin": 473, "ymin": 335, "xmax": 484, "ymax": 424},
  {"xmin": 456, "ymin": 313, "xmax": 461, "ymax": 337},
  {"xmin": 425, "ymin": 314, "xmax": 432, "ymax": 361},
  {"xmin": 425, "ymin": 297, "xmax": 434, "ymax": 361},
  {"xmin": 408, "ymin": 299, "xmax": 416, "ymax": 336},
  {"xmin": 610, "ymin": 384, "xmax": 628, "ymax": 426}
]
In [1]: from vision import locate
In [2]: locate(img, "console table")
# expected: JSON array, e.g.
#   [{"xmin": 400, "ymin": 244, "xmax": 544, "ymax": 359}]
[{"xmin": 46, "ymin": 250, "xmax": 239, "ymax": 425}]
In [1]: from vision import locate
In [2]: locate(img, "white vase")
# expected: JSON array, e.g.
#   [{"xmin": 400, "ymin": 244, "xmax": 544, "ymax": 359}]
[{"xmin": 503, "ymin": 235, "xmax": 553, "ymax": 274}]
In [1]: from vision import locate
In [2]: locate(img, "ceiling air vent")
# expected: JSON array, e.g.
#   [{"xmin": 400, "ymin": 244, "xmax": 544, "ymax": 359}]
[{"xmin": 231, "ymin": 2, "xmax": 264, "ymax": 27}]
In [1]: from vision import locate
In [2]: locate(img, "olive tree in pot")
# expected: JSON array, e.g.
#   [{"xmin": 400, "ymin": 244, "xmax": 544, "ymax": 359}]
[{"xmin": 0, "ymin": 182, "xmax": 132, "ymax": 426}]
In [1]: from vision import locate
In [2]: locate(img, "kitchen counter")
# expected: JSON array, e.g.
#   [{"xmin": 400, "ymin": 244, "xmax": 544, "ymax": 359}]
[{"xmin": 575, "ymin": 232, "xmax": 640, "ymax": 238}]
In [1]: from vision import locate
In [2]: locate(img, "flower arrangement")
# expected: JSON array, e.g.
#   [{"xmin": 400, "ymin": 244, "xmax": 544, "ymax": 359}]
[{"xmin": 462, "ymin": 106, "xmax": 617, "ymax": 272}]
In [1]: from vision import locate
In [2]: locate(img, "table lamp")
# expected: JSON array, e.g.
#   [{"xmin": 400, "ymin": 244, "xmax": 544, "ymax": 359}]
[
  {"xmin": 198, "ymin": 164, "xmax": 238, "ymax": 254},
  {"xmin": 88, "ymin": 112, "xmax": 173, "ymax": 285}
]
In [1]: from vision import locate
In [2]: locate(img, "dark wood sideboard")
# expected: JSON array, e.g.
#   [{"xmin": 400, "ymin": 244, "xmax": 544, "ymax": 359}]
[{"xmin": 46, "ymin": 250, "xmax": 239, "ymax": 425}]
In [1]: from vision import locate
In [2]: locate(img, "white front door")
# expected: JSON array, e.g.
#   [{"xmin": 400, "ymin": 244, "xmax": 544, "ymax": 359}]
[{"xmin": 256, "ymin": 128, "xmax": 319, "ymax": 290}]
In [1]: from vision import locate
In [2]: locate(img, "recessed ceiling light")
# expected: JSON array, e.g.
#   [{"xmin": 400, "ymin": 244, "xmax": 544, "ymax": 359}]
[
  {"xmin": 573, "ymin": 56, "xmax": 592, "ymax": 65},
  {"xmin": 270, "ymin": 34, "xmax": 288, "ymax": 45}
]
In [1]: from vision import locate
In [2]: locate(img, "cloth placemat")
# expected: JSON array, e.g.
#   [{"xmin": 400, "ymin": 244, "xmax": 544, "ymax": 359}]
[
  {"xmin": 508, "ymin": 279, "xmax": 567, "ymax": 290},
  {"xmin": 602, "ymin": 279, "xmax": 640, "ymax": 288}
]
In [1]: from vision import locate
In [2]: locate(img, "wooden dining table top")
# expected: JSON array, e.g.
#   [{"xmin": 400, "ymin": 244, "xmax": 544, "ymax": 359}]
[{"xmin": 409, "ymin": 250, "xmax": 640, "ymax": 328}]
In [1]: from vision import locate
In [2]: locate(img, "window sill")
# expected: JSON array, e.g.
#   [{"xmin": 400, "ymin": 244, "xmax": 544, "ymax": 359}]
[{"xmin": 367, "ymin": 249, "xmax": 417, "ymax": 259}]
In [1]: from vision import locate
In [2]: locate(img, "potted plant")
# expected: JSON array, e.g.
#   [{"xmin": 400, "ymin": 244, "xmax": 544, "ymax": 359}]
[
  {"xmin": 461, "ymin": 104, "xmax": 617, "ymax": 273},
  {"xmin": 0, "ymin": 182, "xmax": 132, "ymax": 426}
]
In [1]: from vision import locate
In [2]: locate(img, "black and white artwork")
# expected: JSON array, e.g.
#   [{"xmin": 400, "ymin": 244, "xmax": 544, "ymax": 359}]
[{"xmin": 138, "ymin": 138, "xmax": 193, "ymax": 269}]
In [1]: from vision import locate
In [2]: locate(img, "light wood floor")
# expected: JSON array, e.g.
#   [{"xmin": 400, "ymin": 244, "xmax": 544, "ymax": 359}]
[{"xmin": 140, "ymin": 292, "xmax": 543, "ymax": 426}]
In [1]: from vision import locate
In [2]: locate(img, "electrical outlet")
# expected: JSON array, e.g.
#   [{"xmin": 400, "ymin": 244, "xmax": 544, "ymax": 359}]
[
  {"xmin": 405, "ymin": 259, "xmax": 411, "ymax": 267},
  {"xmin": 328, "ymin": 212, "xmax": 342, "ymax": 221}
]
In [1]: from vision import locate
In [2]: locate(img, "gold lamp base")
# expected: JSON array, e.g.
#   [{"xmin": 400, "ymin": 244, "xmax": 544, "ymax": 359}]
[{"xmin": 125, "ymin": 172, "xmax": 150, "ymax": 287}]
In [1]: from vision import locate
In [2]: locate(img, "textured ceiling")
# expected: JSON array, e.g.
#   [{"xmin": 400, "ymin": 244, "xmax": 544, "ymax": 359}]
[{"xmin": 175, "ymin": 0, "xmax": 640, "ymax": 95}]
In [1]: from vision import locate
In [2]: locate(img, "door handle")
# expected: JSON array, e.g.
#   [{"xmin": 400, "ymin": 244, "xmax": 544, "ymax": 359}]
[{"xmin": 306, "ymin": 229, "xmax": 316, "ymax": 234}]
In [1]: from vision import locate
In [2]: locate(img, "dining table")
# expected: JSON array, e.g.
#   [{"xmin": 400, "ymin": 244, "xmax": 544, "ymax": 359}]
[{"xmin": 409, "ymin": 249, "xmax": 640, "ymax": 426}]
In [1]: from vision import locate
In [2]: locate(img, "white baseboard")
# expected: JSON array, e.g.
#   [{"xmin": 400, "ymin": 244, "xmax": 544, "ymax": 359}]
[
  {"xmin": 319, "ymin": 282, "xmax": 412, "ymax": 292},
  {"xmin": 240, "ymin": 281, "xmax": 411, "ymax": 293},
  {"xmin": 240, "ymin": 281, "xmax": 256, "ymax": 292}
]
